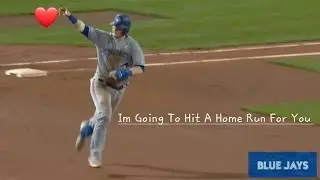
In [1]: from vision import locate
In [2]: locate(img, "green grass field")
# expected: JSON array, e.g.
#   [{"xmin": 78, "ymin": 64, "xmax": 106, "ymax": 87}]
[
  {"xmin": 243, "ymin": 58, "xmax": 320, "ymax": 124},
  {"xmin": 242, "ymin": 101, "xmax": 320, "ymax": 124},
  {"xmin": 1, "ymin": 0, "xmax": 320, "ymax": 49},
  {"xmin": 271, "ymin": 58, "xmax": 320, "ymax": 73}
]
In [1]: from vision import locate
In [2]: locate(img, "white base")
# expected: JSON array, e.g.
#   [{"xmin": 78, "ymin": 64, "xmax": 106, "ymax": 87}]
[{"xmin": 4, "ymin": 68, "xmax": 48, "ymax": 78}]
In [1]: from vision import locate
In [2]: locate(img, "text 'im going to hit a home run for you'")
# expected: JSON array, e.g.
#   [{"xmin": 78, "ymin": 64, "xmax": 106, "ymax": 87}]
[{"xmin": 116, "ymin": 112, "xmax": 313, "ymax": 126}]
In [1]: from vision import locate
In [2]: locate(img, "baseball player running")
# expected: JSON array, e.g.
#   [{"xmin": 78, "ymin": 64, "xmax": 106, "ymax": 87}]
[{"xmin": 59, "ymin": 7, "xmax": 145, "ymax": 168}]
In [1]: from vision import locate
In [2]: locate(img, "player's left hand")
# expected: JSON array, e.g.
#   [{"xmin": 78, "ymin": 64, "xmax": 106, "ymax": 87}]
[{"xmin": 115, "ymin": 67, "xmax": 131, "ymax": 81}]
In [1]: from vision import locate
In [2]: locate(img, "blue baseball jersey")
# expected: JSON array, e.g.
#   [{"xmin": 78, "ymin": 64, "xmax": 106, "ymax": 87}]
[{"xmin": 86, "ymin": 26, "xmax": 145, "ymax": 84}]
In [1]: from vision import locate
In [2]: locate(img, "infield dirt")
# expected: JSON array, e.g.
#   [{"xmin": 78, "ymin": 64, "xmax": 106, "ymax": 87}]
[{"xmin": 0, "ymin": 13, "xmax": 319, "ymax": 180}]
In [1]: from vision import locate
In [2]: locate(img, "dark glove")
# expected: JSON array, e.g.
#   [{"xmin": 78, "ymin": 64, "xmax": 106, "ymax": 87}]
[{"xmin": 105, "ymin": 77, "xmax": 121, "ymax": 90}]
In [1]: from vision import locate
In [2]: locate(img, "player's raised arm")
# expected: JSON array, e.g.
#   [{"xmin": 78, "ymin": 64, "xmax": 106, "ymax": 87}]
[{"xmin": 58, "ymin": 6, "xmax": 108, "ymax": 46}]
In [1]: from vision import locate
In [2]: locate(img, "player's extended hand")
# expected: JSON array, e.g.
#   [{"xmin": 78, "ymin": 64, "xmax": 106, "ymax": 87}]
[{"xmin": 58, "ymin": 6, "xmax": 71, "ymax": 16}]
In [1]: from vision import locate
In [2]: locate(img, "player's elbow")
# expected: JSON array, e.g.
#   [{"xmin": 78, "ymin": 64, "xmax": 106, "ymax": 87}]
[
  {"xmin": 131, "ymin": 65, "xmax": 144, "ymax": 75},
  {"xmin": 81, "ymin": 25, "xmax": 89, "ymax": 38},
  {"xmin": 138, "ymin": 65, "xmax": 145, "ymax": 72}
]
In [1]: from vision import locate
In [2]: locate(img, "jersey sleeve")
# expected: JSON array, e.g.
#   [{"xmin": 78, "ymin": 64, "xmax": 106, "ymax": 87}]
[
  {"xmin": 86, "ymin": 26, "xmax": 111, "ymax": 47},
  {"xmin": 131, "ymin": 40, "xmax": 145, "ymax": 67}
]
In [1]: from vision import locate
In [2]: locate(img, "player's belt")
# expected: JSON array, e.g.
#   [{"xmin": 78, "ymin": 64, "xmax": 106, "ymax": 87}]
[{"xmin": 98, "ymin": 78, "xmax": 127, "ymax": 90}]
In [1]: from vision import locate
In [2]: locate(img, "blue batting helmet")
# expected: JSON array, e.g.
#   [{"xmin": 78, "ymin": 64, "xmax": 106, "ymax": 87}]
[{"xmin": 110, "ymin": 14, "xmax": 131, "ymax": 34}]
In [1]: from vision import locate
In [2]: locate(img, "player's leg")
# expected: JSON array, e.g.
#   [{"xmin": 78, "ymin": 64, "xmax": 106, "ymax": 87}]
[
  {"xmin": 88, "ymin": 86, "xmax": 126, "ymax": 167},
  {"xmin": 88, "ymin": 80, "xmax": 113, "ymax": 167},
  {"xmin": 110, "ymin": 87, "xmax": 126, "ymax": 118},
  {"xmin": 75, "ymin": 78, "xmax": 97, "ymax": 151},
  {"xmin": 88, "ymin": 77, "xmax": 100, "ymax": 127}
]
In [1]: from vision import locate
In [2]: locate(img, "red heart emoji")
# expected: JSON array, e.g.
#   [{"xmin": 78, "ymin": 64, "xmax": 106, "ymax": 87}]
[{"xmin": 34, "ymin": 7, "xmax": 58, "ymax": 28}]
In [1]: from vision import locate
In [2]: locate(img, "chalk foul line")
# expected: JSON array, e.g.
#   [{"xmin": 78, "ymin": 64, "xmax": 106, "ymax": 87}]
[
  {"xmin": 48, "ymin": 51, "xmax": 320, "ymax": 73},
  {"xmin": 1, "ymin": 41, "xmax": 320, "ymax": 67}
]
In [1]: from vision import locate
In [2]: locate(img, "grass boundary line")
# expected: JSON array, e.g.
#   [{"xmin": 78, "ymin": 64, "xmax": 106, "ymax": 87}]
[{"xmin": 270, "ymin": 60, "xmax": 320, "ymax": 74}]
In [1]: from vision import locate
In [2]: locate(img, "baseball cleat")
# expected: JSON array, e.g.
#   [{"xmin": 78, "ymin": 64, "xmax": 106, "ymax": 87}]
[
  {"xmin": 75, "ymin": 120, "xmax": 93, "ymax": 151},
  {"xmin": 88, "ymin": 158, "xmax": 102, "ymax": 168}
]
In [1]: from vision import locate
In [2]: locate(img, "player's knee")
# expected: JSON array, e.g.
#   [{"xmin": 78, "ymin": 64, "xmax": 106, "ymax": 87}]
[
  {"xmin": 95, "ymin": 113, "xmax": 107, "ymax": 128},
  {"xmin": 96, "ymin": 109, "xmax": 112, "ymax": 122}
]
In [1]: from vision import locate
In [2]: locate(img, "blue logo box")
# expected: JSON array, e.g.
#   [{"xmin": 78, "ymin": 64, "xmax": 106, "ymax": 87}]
[{"xmin": 248, "ymin": 152, "xmax": 318, "ymax": 178}]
